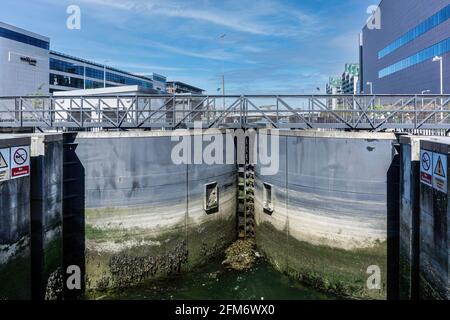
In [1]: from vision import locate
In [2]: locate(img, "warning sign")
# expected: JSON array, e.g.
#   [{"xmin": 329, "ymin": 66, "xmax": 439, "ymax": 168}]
[
  {"xmin": 420, "ymin": 150, "xmax": 433, "ymax": 187},
  {"xmin": 433, "ymin": 152, "xmax": 447, "ymax": 194},
  {"xmin": 0, "ymin": 148, "xmax": 10, "ymax": 182},
  {"xmin": 11, "ymin": 146, "xmax": 30, "ymax": 179}
]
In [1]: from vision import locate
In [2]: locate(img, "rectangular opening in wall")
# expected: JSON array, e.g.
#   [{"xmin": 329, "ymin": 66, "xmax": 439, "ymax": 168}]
[
  {"xmin": 204, "ymin": 182, "xmax": 219, "ymax": 215},
  {"xmin": 263, "ymin": 183, "xmax": 273, "ymax": 215}
]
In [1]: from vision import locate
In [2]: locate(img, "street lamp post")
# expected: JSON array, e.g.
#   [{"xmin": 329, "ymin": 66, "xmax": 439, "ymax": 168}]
[
  {"xmin": 219, "ymin": 34, "xmax": 226, "ymax": 109},
  {"xmin": 432, "ymin": 56, "xmax": 444, "ymax": 120},
  {"xmin": 421, "ymin": 90, "xmax": 431, "ymax": 109}
]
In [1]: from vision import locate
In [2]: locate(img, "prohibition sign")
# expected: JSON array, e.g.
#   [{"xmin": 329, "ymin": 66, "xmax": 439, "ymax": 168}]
[
  {"xmin": 14, "ymin": 148, "xmax": 28, "ymax": 166},
  {"xmin": 422, "ymin": 152, "xmax": 431, "ymax": 171}
]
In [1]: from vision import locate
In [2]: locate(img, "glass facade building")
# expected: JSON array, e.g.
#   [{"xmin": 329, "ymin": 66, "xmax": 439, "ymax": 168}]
[
  {"xmin": 379, "ymin": 37, "xmax": 450, "ymax": 78},
  {"xmin": 361, "ymin": 0, "xmax": 450, "ymax": 94},
  {"xmin": 378, "ymin": 4, "xmax": 450, "ymax": 59},
  {"xmin": 49, "ymin": 51, "xmax": 155, "ymax": 92},
  {"xmin": 0, "ymin": 26, "xmax": 49, "ymax": 50},
  {"xmin": 0, "ymin": 21, "xmax": 203, "ymax": 97}
]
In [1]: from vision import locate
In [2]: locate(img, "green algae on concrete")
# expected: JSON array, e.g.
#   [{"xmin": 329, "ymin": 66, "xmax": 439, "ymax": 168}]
[
  {"xmin": 85, "ymin": 223, "xmax": 187, "ymax": 291},
  {"xmin": 186, "ymin": 215, "xmax": 236, "ymax": 270},
  {"xmin": 43, "ymin": 231, "xmax": 63, "ymax": 300},
  {"xmin": 85, "ymin": 208, "xmax": 235, "ymax": 294},
  {"xmin": 96, "ymin": 256, "xmax": 337, "ymax": 300},
  {"xmin": 256, "ymin": 222, "xmax": 387, "ymax": 300},
  {"xmin": 0, "ymin": 243, "xmax": 31, "ymax": 300}
]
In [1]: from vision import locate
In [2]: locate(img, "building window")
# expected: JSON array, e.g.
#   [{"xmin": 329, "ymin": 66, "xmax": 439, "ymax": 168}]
[
  {"xmin": 204, "ymin": 182, "xmax": 219, "ymax": 214},
  {"xmin": 49, "ymin": 74, "xmax": 84, "ymax": 89},
  {"xmin": 378, "ymin": 4, "xmax": 450, "ymax": 59},
  {"xmin": 263, "ymin": 183, "xmax": 274, "ymax": 215},
  {"xmin": 379, "ymin": 37, "xmax": 450, "ymax": 78},
  {"xmin": 0, "ymin": 27, "xmax": 49, "ymax": 50}
]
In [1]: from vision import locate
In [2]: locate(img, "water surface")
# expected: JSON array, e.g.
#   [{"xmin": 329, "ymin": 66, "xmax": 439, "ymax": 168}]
[{"xmin": 100, "ymin": 257, "xmax": 336, "ymax": 300}]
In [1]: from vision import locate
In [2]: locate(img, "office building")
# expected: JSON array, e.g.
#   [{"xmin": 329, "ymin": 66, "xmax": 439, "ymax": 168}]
[
  {"xmin": 326, "ymin": 76, "xmax": 343, "ymax": 95},
  {"xmin": 49, "ymin": 51, "xmax": 156, "ymax": 93},
  {"xmin": 341, "ymin": 63, "xmax": 360, "ymax": 94},
  {"xmin": 0, "ymin": 21, "xmax": 168, "ymax": 96},
  {"xmin": 167, "ymin": 81, "xmax": 204, "ymax": 94},
  {"xmin": 0, "ymin": 21, "xmax": 50, "ymax": 96},
  {"xmin": 361, "ymin": 0, "xmax": 450, "ymax": 94},
  {"xmin": 326, "ymin": 76, "xmax": 343, "ymax": 109}
]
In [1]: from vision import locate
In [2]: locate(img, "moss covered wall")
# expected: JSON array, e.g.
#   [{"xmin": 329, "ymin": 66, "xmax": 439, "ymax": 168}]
[
  {"xmin": 255, "ymin": 131, "xmax": 396, "ymax": 299},
  {"xmin": 419, "ymin": 139, "xmax": 450, "ymax": 300},
  {"xmin": 71, "ymin": 132, "xmax": 236, "ymax": 293},
  {"xmin": 30, "ymin": 134, "xmax": 64, "ymax": 300}
]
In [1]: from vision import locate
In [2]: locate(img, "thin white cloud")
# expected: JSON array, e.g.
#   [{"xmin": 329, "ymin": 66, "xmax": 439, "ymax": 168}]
[
  {"xmin": 138, "ymin": 39, "xmax": 240, "ymax": 61},
  {"xmin": 75, "ymin": 0, "xmax": 320, "ymax": 36},
  {"xmin": 112, "ymin": 62, "xmax": 185, "ymax": 72}
]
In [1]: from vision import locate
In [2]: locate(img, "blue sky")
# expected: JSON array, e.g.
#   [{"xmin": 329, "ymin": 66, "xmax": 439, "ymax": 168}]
[{"xmin": 0, "ymin": 0, "xmax": 376, "ymax": 94}]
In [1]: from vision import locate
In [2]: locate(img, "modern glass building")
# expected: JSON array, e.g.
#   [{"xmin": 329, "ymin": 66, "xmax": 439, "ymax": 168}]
[
  {"xmin": 0, "ymin": 21, "xmax": 50, "ymax": 96},
  {"xmin": 341, "ymin": 63, "xmax": 360, "ymax": 94},
  {"xmin": 49, "ymin": 51, "xmax": 156, "ymax": 93},
  {"xmin": 167, "ymin": 81, "xmax": 204, "ymax": 94},
  {"xmin": 0, "ymin": 21, "xmax": 167, "ymax": 96},
  {"xmin": 361, "ymin": 0, "xmax": 450, "ymax": 94}
]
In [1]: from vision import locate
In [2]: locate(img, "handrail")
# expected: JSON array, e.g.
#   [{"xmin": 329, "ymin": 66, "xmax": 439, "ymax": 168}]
[{"xmin": 0, "ymin": 94, "xmax": 448, "ymax": 130}]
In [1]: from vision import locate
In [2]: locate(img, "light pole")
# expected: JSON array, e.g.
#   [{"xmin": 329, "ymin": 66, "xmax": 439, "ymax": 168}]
[
  {"xmin": 366, "ymin": 82, "xmax": 373, "ymax": 94},
  {"xmin": 421, "ymin": 90, "xmax": 431, "ymax": 109},
  {"xmin": 432, "ymin": 56, "xmax": 444, "ymax": 119},
  {"xmin": 218, "ymin": 34, "xmax": 226, "ymax": 109}
]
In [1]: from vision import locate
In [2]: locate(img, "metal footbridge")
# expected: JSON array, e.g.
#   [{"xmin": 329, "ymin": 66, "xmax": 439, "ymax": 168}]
[{"xmin": 1, "ymin": 94, "xmax": 450, "ymax": 131}]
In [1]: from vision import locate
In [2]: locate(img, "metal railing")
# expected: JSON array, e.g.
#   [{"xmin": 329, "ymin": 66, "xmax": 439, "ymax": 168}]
[{"xmin": 1, "ymin": 94, "xmax": 450, "ymax": 131}]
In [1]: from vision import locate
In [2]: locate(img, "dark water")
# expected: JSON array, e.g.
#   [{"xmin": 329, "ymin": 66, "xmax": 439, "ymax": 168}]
[{"xmin": 99, "ymin": 257, "xmax": 336, "ymax": 300}]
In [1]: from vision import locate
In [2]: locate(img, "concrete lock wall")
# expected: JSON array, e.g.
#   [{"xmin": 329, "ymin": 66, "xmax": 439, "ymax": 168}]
[
  {"xmin": 30, "ymin": 134, "xmax": 64, "ymax": 300},
  {"xmin": 0, "ymin": 135, "xmax": 32, "ymax": 300},
  {"xmin": 66, "ymin": 131, "xmax": 236, "ymax": 292},
  {"xmin": 398, "ymin": 135, "xmax": 450, "ymax": 300},
  {"xmin": 254, "ymin": 131, "xmax": 397, "ymax": 299},
  {"xmin": 399, "ymin": 135, "xmax": 422, "ymax": 300},
  {"xmin": 419, "ymin": 139, "xmax": 450, "ymax": 300}
]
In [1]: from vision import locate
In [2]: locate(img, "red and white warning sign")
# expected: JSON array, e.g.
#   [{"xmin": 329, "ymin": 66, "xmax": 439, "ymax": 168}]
[
  {"xmin": 420, "ymin": 150, "xmax": 433, "ymax": 187},
  {"xmin": 11, "ymin": 146, "xmax": 30, "ymax": 179}
]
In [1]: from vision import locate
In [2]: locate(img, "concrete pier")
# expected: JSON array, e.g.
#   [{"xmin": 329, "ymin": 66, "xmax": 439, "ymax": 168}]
[
  {"xmin": 399, "ymin": 135, "xmax": 422, "ymax": 300},
  {"xmin": 0, "ymin": 135, "xmax": 32, "ymax": 300},
  {"xmin": 30, "ymin": 134, "xmax": 64, "ymax": 300},
  {"xmin": 419, "ymin": 139, "xmax": 450, "ymax": 299}
]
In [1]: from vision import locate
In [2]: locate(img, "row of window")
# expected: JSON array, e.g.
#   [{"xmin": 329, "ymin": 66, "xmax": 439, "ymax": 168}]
[
  {"xmin": 378, "ymin": 4, "xmax": 450, "ymax": 59},
  {"xmin": 106, "ymin": 72, "xmax": 153, "ymax": 88},
  {"xmin": 379, "ymin": 37, "xmax": 450, "ymax": 78},
  {"xmin": 50, "ymin": 74, "xmax": 109, "ymax": 90},
  {"xmin": 50, "ymin": 74, "xmax": 84, "ymax": 89},
  {"xmin": 50, "ymin": 58, "xmax": 154, "ymax": 89},
  {"xmin": 153, "ymin": 74, "xmax": 167, "ymax": 83},
  {"xmin": 0, "ymin": 27, "xmax": 49, "ymax": 50}
]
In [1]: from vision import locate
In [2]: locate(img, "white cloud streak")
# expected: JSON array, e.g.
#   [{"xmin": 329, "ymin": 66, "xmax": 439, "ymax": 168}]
[{"xmin": 74, "ymin": 0, "xmax": 320, "ymax": 36}]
